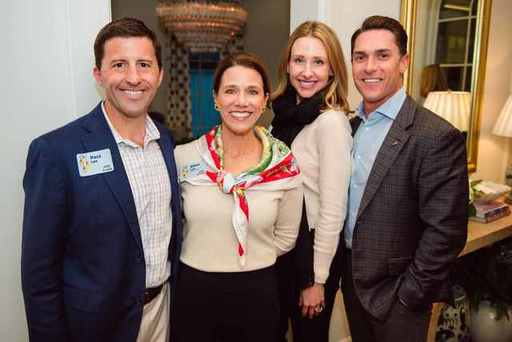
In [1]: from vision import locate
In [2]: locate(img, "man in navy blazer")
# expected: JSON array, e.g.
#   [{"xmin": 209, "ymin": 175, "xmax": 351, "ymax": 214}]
[{"xmin": 21, "ymin": 18, "xmax": 182, "ymax": 342}]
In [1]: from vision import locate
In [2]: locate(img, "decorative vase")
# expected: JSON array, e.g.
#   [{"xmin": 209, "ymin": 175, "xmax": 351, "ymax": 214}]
[
  {"xmin": 470, "ymin": 300, "xmax": 512, "ymax": 342},
  {"xmin": 435, "ymin": 285, "xmax": 471, "ymax": 341}
]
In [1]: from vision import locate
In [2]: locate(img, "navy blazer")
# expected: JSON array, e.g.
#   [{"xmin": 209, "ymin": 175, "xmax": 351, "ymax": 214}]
[{"xmin": 21, "ymin": 103, "xmax": 183, "ymax": 342}]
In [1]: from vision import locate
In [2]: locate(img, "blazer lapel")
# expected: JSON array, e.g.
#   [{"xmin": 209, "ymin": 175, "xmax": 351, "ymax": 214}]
[
  {"xmin": 80, "ymin": 104, "xmax": 144, "ymax": 252},
  {"xmin": 357, "ymin": 97, "xmax": 416, "ymax": 218},
  {"xmin": 155, "ymin": 124, "xmax": 182, "ymax": 229},
  {"xmin": 156, "ymin": 126, "xmax": 173, "ymax": 179}
]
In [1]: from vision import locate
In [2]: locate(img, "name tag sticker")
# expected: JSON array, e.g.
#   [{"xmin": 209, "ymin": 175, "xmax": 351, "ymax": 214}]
[
  {"xmin": 180, "ymin": 162, "xmax": 206, "ymax": 180},
  {"xmin": 76, "ymin": 149, "xmax": 114, "ymax": 177}
]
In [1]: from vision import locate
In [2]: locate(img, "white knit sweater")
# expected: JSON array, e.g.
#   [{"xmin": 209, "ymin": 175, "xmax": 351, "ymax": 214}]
[
  {"xmin": 174, "ymin": 139, "xmax": 303, "ymax": 272},
  {"xmin": 291, "ymin": 109, "xmax": 352, "ymax": 283}
]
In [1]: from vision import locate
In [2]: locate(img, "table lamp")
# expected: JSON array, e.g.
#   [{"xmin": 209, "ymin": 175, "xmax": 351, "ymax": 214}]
[
  {"xmin": 492, "ymin": 92, "xmax": 512, "ymax": 202},
  {"xmin": 424, "ymin": 91, "xmax": 471, "ymax": 132}
]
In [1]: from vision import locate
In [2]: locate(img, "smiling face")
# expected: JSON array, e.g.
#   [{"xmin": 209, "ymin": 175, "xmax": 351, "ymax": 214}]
[
  {"xmin": 215, "ymin": 65, "xmax": 268, "ymax": 136},
  {"xmin": 352, "ymin": 29, "xmax": 409, "ymax": 114},
  {"xmin": 287, "ymin": 36, "xmax": 332, "ymax": 100},
  {"xmin": 93, "ymin": 36, "xmax": 163, "ymax": 121}
]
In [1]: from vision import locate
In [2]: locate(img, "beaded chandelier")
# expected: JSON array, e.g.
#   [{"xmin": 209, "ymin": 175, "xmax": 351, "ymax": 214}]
[{"xmin": 156, "ymin": 0, "xmax": 248, "ymax": 52}]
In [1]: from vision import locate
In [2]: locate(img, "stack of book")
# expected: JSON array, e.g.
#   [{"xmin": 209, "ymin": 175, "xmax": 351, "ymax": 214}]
[{"xmin": 470, "ymin": 201, "xmax": 511, "ymax": 223}]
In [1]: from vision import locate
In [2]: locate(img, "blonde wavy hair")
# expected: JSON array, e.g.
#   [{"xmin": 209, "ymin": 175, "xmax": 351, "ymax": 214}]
[{"xmin": 272, "ymin": 21, "xmax": 350, "ymax": 113}]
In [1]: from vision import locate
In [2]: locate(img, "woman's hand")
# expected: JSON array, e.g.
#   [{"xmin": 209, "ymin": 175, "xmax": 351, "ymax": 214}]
[{"xmin": 299, "ymin": 283, "xmax": 325, "ymax": 319}]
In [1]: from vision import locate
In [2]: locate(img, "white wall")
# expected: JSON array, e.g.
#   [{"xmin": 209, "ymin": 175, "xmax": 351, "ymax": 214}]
[
  {"xmin": 0, "ymin": 1, "xmax": 110, "ymax": 340},
  {"xmin": 290, "ymin": 0, "xmax": 322, "ymax": 31}
]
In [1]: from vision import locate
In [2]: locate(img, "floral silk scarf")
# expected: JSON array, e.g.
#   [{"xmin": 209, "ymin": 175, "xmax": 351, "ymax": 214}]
[{"xmin": 179, "ymin": 125, "xmax": 300, "ymax": 266}]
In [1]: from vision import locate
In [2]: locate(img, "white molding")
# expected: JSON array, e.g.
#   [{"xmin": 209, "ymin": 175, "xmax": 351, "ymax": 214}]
[{"xmin": 290, "ymin": 0, "xmax": 319, "ymax": 30}]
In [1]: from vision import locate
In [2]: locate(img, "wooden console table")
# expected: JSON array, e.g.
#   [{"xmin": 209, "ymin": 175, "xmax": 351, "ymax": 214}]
[{"xmin": 427, "ymin": 212, "xmax": 512, "ymax": 341}]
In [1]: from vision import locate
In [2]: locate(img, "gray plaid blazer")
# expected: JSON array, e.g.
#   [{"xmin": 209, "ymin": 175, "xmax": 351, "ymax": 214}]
[{"xmin": 344, "ymin": 96, "xmax": 469, "ymax": 320}]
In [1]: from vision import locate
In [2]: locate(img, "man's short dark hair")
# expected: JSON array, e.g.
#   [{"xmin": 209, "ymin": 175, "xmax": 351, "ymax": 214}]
[
  {"xmin": 351, "ymin": 15, "xmax": 408, "ymax": 56},
  {"xmin": 94, "ymin": 17, "xmax": 162, "ymax": 70}
]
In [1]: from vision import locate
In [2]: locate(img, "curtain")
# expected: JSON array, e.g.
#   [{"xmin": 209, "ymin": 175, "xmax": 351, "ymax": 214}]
[
  {"xmin": 165, "ymin": 31, "xmax": 244, "ymax": 140},
  {"xmin": 166, "ymin": 34, "xmax": 192, "ymax": 139}
]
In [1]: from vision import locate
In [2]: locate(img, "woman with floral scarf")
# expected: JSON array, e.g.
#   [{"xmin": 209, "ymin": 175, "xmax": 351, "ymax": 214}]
[{"xmin": 174, "ymin": 53, "xmax": 303, "ymax": 342}]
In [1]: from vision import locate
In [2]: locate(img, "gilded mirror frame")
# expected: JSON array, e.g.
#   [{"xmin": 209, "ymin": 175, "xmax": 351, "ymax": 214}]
[{"xmin": 400, "ymin": 0, "xmax": 492, "ymax": 172}]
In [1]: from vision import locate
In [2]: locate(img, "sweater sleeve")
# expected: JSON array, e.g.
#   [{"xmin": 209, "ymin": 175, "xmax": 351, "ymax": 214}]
[
  {"xmin": 274, "ymin": 185, "xmax": 303, "ymax": 256},
  {"xmin": 313, "ymin": 112, "xmax": 352, "ymax": 283}
]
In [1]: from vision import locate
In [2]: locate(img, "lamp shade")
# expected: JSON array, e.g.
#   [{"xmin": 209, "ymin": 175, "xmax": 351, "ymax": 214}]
[
  {"xmin": 492, "ymin": 94, "xmax": 512, "ymax": 138},
  {"xmin": 424, "ymin": 91, "xmax": 471, "ymax": 131}
]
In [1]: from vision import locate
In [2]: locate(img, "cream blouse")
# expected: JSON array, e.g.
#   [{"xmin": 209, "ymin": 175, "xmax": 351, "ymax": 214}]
[
  {"xmin": 291, "ymin": 109, "xmax": 352, "ymax": 283},
  {"xmin": 174, "ymin": 139, "xmax": 303, "ymax": 272}
]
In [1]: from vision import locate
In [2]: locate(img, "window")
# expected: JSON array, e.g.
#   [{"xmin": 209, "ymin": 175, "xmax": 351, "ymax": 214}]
[{"xmin": 435, "ymin": 0, "xmax": 478, "ymax": 91}]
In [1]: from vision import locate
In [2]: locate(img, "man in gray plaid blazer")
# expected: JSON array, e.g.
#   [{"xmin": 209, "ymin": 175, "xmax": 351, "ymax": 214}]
[{"xmin": 340, "ymin": 16, "xmax": 469, "ymax": 342}]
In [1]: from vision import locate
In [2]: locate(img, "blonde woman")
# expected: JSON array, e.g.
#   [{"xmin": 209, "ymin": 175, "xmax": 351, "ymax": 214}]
[{"xmin": 272, "ymin": 21, "xmax": 352, "ymax": 342}]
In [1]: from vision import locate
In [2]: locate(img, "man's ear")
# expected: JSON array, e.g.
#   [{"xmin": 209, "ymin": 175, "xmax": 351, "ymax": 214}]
[
  {"xmin": 157, "ymin": 68, "xmax": 164, "ymax": 87},
  {"xmin": 399, "ymin": 53, "xmax": 410, "ymax": 75},
  {"xmin": 93, "ymin": 66, "xmax": 102, "ymax": 85}
]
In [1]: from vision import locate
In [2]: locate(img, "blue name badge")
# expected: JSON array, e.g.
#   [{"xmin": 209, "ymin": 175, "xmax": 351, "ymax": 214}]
[
  {"xmin": 180, "ymin": 161, "xmax": 207, "ymax": 180},
  {"xmin": 76, "ymin": 149, "xmax": 114, "ymax": 177}
]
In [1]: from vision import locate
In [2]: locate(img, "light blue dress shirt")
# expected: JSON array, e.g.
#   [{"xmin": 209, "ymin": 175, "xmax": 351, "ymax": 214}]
[{"xmin": 344, "ymin": 88, "xmax": 407, "ymax": 248}]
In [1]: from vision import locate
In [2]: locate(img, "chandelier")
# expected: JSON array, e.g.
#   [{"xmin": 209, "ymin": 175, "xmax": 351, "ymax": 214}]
[{"xmin": 156, "ymin": 0, "xmax": 248, "ymax": 52}]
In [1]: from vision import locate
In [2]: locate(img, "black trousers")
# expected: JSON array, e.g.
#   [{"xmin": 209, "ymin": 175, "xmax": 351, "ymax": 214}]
[
  {"xmin": 341, "ymin": 250, "xmax": 431, "ymax": 342},
  {"xmin": 174, "ymin": 263, "xmax": 280, "ymax": 342},
  {"xmin": 276, "ymin": 247, "xmax": 342, "ymax": 342}
]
